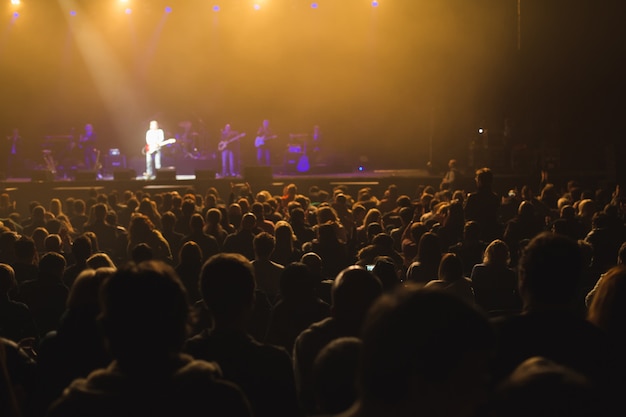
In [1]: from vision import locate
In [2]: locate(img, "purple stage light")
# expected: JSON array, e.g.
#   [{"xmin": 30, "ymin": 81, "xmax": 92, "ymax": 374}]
[
  {"xmin": 372, "ymin": 1, "xmax": 379, "ymax": 6},
  {"xmin": 165, "ymin": 6, "xmax": 172, "ymax": 13},
  {"xmin": 70, "ymin": 10, "xmax": 77, "ymax": 16},
  {"xmin": 13, "ymin": 12, "xmax": 19, "ymax": 18},
  {"xmin": 213, "ymin": 5, "xmax": 220, "ymax": 12},
  {"xmin": 253, "ymin": 4, "xmax": 261, "ymax": 10},
  {"xmin": 311, "ymin": 3, "xmax": 318, "ymax": 8},
  {"xmin": 125, "ymin": 8, "xmax": 132, "ymax": 14}
]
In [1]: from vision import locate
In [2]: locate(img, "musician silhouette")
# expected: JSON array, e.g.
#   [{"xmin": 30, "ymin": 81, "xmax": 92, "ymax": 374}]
[
  {"xmin": 2, "ymin": 128, "xmax": 22, "ymax": 178},
  {"xmin": 220, "ymin": 124, "xmax": 241, "ymax": 178},
  {"xmin": 80, "ymin": 123, "xmax": 98, "ymax": 170},
  {"xmin": 255, "ymin": 119, "xmax": 274, "ymax": 166}
]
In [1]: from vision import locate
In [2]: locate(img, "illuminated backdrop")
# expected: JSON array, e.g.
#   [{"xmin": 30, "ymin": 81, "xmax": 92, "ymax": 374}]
[{"xmin": 1, "ymin": 0, "xmax": 624, "ymax": 171}]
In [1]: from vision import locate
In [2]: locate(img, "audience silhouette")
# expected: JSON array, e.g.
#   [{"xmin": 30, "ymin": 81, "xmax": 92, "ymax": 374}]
[{"xmin": 1, "ymin": 168, "xmax": 625, "ymax": 417}]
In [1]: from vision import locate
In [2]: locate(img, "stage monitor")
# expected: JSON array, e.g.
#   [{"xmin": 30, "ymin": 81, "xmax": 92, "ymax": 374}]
[
  {"xmin": 113, "ymin": 169, "xmax": 136, "ymax": 181},
  {"xmin": 195, "ymin": 170, "xmax": 216, "ymax": 180},
  {"xmin": 30, "ymin": 170, "xmax": 54, "ymax": 182},
  {"xmin": 243, "ymin": 166, "xmax": 273, "ymax": 184},
  {"xmin": 75, "ymin": 170, "xmax": 97, "ymax": 181},
  {"xmin": 156, "ymin": 167, "xmax": 176, "ymax": 181}
]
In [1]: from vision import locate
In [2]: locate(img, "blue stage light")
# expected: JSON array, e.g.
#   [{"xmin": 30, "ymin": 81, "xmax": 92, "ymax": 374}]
[
  {"xmin": 165, "ymin": 6, "xmax": 172, "ymax": 13},
  {"xmin": 213, "ymin": 5, "xmax": 220, "ymax": 12}
]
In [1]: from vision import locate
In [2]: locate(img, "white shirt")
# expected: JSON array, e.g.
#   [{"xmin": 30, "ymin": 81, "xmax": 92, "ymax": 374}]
[{"xmin": 146, "ymin": 128, "xmax": 164, "ymax": 153}]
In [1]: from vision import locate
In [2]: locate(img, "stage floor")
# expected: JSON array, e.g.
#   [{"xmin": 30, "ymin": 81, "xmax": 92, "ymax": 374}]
[
  {"xmin": 2, "ymin": 167, "xmax": 433, "ymax": 183},
  {"xmin": 1, "ymin": 166, "xmax": 610, "ymax": 219}
]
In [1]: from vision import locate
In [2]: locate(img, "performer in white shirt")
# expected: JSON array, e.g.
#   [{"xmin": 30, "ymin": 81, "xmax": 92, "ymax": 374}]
[{"xmin": 145, "ymin": 120, "xmax": 164, "ymax": 179}]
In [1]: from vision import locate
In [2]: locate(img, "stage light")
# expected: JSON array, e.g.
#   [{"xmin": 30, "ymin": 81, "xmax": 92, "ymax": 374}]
[
  {"xmin": 10, "ymin": 0, "xmax": 20, "ymax": 5},
  {"xmin": 119, "ymin": 0, "xmax": 129, "ymax": 3},
  {"xmin": 253, "ymin": 4, "xmax": 261, "ymax": 10},
  {"xmin": 213, "ymin": 5, "xmax": 220, "ymax": 12},
  {"xmin": 70, "ymin": 10, "xmax": 77, "ymax": 16},
  {"xmin": 13, "ymin": 11, "xmax": 18, "ymax": 17},
  {"xmin": 372, "ymin": 1, "xmax": 379, "ymax": 6},
  {"xmin": 125, "ymin": 8, "xmax": 132, "ymax": 14},
  {"xmin": 165, "ymin": 6, "xmax": 172, "ymax": 13},
  {"xmin": 478, "ymin": 128, "xmax": 484, "ymax": 134},
  {"xmin": 311, "ymin": 3, "xmax": 318, "ymax": 8}
]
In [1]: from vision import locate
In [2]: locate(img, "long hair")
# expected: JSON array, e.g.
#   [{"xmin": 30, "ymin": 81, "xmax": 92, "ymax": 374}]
[
  {"xmin": 128, "ymin": 213, "xmax": 155, "ymax": 243},
  {"xmin": 483, "ymin": 239, "xmax": 511, "ymax": 267}
]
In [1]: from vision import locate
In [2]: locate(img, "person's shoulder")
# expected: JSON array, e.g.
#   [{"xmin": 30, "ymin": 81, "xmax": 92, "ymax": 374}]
[
  {"xmin": 183, "ymin": 327, "xmax": 211, "ymax": 346},
  {"xmin": 472, "ymin": 262, "xmax": 487, "ymax": 271},
  {"xmin": 175, "ymin": 356, "xmax": 223, "ymax": 379},
  {"xmin": 48, "ymin": 366, "xmax": 116, "ymax": 415},
  {"xmin": 407, "ymin": 260, "xmax": 422, "ymax": 269},
  {"xmin": 18, "ymin": 279, "xmax": 37, "ymax": 291},
  {"xmin": 270, "ymin": 260, "xmax": 285, "ymax": 269},
  {"xmin": 6, "ymin": 298, "xmax": 30, "ymax": 312},
  {"xmin": 186, "ymin": 327, "xmax": 210, "ymax": 343},
  {"xmin": 152, "ymin": 229, "xmax": 167, "ymax": 239},
  {"xmin": 424, "ymin": 279, "xmax": 446, "ymax": 289},
  {"xmin": 448, "ymin": 241, "xmax": 463, "ymax": 252},
  {"xmin": 205, "ymin": 232, "xmax": 219, "ymax": 241},
  {"xmin": 295, "ymin": 317, "xmax": 335, "ymax": 342},
  {"xmin": 250, "ymin": 337, "xmax": 292, "ymax": 361},
  {"xmin": 174, "ymin": 360, "xmax": 253, "ymax": 416}
]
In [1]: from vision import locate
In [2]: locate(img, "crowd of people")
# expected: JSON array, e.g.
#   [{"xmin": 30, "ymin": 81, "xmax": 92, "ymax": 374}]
[{"xmin": 1, "ymin": 166, "xmax": 625, "ymax": 417}]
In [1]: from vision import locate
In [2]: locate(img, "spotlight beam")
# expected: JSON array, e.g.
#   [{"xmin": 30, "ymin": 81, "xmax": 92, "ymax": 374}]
[{"xmin": 57, "ymin": 0, "xmax": 144, "ymax": 142}]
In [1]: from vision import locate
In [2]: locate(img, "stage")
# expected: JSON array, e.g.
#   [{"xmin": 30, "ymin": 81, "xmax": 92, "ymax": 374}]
[
  {"xmin": 0, "ymin": 163, "xmax": 612, "ymax": 221},
  {"xmin": 0, "ymin": 167, "xmax": 431, "ymax": 217}
]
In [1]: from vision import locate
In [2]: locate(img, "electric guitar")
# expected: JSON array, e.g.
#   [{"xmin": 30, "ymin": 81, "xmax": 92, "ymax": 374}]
[
  {"xmin": 254, "ymin": 134, "xmax": 278, "ymax": 148},
  {"xmin": 218, "ymin": 132, "xmax": 246, "ymax": 152},
  {"xmin": 142, "ymin": 138, "xmax": 176, "ymax": 155}
]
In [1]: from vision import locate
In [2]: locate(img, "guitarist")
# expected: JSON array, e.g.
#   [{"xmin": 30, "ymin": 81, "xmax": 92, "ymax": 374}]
[
  {"xmin": 255, "ymin": 119, "xmax": 275, "ymax": 166},
  {"xmin": 145, "ymin": 120, "xmax": 164, "ymax": 179},
  {"xmin": 219, "ymin": 123, "xmax": 242, "ymax": 178}
]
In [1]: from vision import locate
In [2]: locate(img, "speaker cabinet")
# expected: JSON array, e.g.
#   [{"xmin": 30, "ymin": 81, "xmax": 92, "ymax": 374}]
[
  {"xmin": 30, "ymin": 170, "xmax": 54, "ymax": 182},
  {"xmin": 75, "ymin": 170, "xmax": 97, "ymax": 181},
  {"xmin": 243, "ymin": 166, "xmax": 273, "ymax": 184},
  {"xmin": 105, "ymin": 154, "xmax": 127, "ymax": 170},
  {"xmin": 156, "ymin": 167, "xmax": 176, "ymax": 180},
  {"xmin": 195, "ymin": 170, "xmax": 216, "ymax": 180},
  {"xmin": 113, "ymin": 169, "xmax": 136, "ymax": 181}
]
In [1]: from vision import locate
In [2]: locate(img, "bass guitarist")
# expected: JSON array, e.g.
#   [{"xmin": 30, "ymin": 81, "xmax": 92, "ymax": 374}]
[
  {"xmin": 255, "ymin": 119, "xmax": 276, "ymax": 166},
  {"xmin": 219, "ymin": 124, "xmax": 245, "ymax": 178}
]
